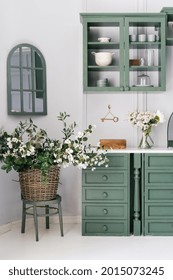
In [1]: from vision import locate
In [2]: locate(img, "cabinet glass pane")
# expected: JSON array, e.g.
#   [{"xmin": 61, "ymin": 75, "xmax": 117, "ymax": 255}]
[
  {"xmin": 82, "ymin": 17, "xmax": 123, "ymax": 91},
  {"xmin": 125, "ymin": 17, "xmax": 165, "ymax": 91}
]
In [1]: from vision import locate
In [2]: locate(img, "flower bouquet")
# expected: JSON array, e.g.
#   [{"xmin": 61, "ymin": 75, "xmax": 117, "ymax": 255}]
[{"xmin": 129, "ymin": 110, "xmax": 165, "ymax": 148}]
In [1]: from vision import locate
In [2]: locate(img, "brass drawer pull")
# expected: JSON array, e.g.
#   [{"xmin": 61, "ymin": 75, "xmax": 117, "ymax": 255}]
[
  {"xmin": 103, "ymin": 225, "xmax": 108, "ymax": 232},
  {"xmin": 103, "ymin": 192, "xmax": 108, "ymax": 198},
  {"xmin": 102, "ymin": 175, "xmax": 108, "ymax": 181},
  {"xmin": 103, "ymin": 208, "xmax": 108, "ymax": 214}
]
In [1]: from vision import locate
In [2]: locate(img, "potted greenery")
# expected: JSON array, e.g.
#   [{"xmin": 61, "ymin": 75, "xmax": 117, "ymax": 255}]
[{"xmin": 0, "ymin": 112, "xmax": 108, "ymax": 201}]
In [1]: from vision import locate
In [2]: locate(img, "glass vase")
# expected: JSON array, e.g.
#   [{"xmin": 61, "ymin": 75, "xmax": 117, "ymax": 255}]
[{"xmin": 139, "ymin": 130, "xmax": 153, "ymax": 149}]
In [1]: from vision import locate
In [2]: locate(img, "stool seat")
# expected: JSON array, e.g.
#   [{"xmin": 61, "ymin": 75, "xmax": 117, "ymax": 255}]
[{"xmin": 21, "ymin": 194, "xmax": 63, "ymax": 241}]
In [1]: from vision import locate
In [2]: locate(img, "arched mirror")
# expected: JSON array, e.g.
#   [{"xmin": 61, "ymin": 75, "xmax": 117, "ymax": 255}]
[{"xmin": 7, "ymin": 43, "xmax": 47, "ymax": 115}]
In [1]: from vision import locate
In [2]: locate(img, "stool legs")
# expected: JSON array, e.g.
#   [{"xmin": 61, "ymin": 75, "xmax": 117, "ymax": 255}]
[
  {"xmin": 21, "ymin": 200, "xmax": 26, "ymax": 233},
  {"xmin": 58, "ymin": 200, "xmax": 64, "ymax": 236},
  {"xmin": 45, "ymin": 205, "xmax": 50, "ymax": 229},
  {"xmin": 21, "ymin": 195, "xmax": 63, "ymax": 241},
  {"xmin": 33, "ymin": 204, "xmax": 39, "ymax": 242}
]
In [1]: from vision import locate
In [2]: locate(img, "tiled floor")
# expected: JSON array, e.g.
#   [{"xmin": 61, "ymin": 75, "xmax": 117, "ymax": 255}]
[{"xmin": 0, "ymin": 221, "xmax": 173, "ymax": 260}]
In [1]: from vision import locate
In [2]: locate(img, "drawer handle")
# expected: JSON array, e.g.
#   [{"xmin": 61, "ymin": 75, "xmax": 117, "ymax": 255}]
[
  {"xmin": 103, "ymin": 225, "xmax": 108, "ymax": 232},
  {"xmin": 103, "ymin": 208, "xmax": 108, "ymax": 215},
  {"xmin": 103, "ymin": 192, "xmax": 108, "ymax": 198},
  {"xmin": 102, "ymin": 175, "xmax": 108, "ymax": 181}
]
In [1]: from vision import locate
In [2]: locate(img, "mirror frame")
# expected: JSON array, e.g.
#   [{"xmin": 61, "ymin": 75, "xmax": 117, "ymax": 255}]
[{"xmin": 7, "ymin": 43, "xmax": 47, "ymax": 115}]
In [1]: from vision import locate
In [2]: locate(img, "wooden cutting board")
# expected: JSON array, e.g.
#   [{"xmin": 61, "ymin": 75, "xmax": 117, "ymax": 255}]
[{"xmin": 100, "ymin": 139, "xmax": 126, "ymax": 149}]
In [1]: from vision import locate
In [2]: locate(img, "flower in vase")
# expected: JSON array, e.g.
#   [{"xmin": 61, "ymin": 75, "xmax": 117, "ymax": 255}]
[{"xmin": 129, "ymin": 110, "xmax": 165, "ymax": 148}]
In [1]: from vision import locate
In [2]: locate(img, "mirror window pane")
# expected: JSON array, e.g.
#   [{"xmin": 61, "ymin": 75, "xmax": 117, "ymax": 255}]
[
  {"xmin": 23, "ymin": 91, "xmax": 33, "ymax": 112},
  {"xmin": 21, "ymin": 47, "xmax": 31, "ymax": 67},
  {"xmin": 10, "ymin": 48, "xmax": 20, "ymax": 67},
  {"xmin": 11, "ymin": 91, "xmax": 21, "ymax": 113},
  {"xmin": 10, "ymin": 68, "xmax": 20, "ymax": 90},
  {"xmin": 34, "ymin": 92, "xmax": 43, "ymax": 112},
  {"xmin": 22, "ymin": 69, "xmax": 32, "ymax": 90}
]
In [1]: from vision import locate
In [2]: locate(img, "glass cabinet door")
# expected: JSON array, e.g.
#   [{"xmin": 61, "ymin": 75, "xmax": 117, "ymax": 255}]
[
  {"xmin": 82, "ymin": 16, "xmax": 124, "ymax": 92},
  {"xmin": 124, "ymin": 15, "xmax": 166, "ymax": 91}
]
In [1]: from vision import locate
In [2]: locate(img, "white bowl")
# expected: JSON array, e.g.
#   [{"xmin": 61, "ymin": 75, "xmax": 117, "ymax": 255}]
[
  {"xmin": 92, "ymin": 52, "xmax": 114, "ymax": 66},
  {"xmin": 98, "ymin": 37, "xmax": 111, "ymax": 43}
]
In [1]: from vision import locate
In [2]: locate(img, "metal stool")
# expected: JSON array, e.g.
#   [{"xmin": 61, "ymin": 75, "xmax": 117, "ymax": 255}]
[{"xmin": 21, "ymin": 194, "xmax": 63, "ymax": 241}]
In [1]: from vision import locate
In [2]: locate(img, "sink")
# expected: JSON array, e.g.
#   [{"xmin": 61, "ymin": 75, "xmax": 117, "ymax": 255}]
[{"xmin": 100, "ymin": 139, "xmax": 126, "ymax": 149}]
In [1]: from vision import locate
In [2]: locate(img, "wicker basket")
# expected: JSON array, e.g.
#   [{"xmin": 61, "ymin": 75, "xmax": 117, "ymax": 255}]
[{"xmin": 19, "ymin": 166, "xmax": 60, "ymax": 201}]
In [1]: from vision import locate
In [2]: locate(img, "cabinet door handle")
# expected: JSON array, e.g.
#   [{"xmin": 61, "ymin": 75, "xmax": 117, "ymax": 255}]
[
  {"xmin": 103, "ymin": 225, "xmax": 108, "ymax": 232},
  {"xmin": 102, "ymin": 175, "xmax": 108, "ymax": 181},
  {"xmin": 103, "ymin": 192, "xmax": 108, "ymax": 198},
  {"xmin": 103, "ymin": 208, "xmax": 108, "ymax": 214}
]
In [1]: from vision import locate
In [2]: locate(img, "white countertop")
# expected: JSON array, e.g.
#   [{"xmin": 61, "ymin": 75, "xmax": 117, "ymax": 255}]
[{"xmin": 104, "ymin": 147, "xmax": 173, "ymax": 153}]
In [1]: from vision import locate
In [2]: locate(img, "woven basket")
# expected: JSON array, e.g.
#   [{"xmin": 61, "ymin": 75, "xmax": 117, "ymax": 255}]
[{"xmin": 19, "ymin": 166, "xmax": 60, "ymax": 201}]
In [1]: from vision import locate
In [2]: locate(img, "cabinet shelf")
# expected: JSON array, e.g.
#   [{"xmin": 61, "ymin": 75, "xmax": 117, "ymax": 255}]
[
  {"xmin": 88, "ymin": 42, "xmax": 120, "ymax": 49},
  {"xmin": 130, "ymin": 66, "xmax": 161, "ymax": 71},
  {"xmin": 129, "ymin": 42, "xmax": 161, "ymax": 49},
  {"xmin": 88, "ymin": 66, "xmax": 119, "ymax": 71}
]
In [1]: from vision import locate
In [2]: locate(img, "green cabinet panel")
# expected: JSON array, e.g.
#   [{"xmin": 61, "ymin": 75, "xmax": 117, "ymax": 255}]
[
  {"xmin": 145, "ymin": 204, "xmax": 173, "ymax": 218},
  {"xmin": 145, "ymin": 170, "xmax": 173, "ymax": 185},
  {"xmin": 145, "ymin": 220, "xmax": 173, "ymax": 235},
  {"xmin": 145, "ymin": 154, "xmax": 173, "ymax": 169},
  {"xmin": 82, "ymin": 187, "xmax": 127, "ymax": 202},
  {"xmin": 82, "ymin": 153, "xmax": 130, "ymax": 236},
  {"xmin": 143, "ymin": 153, "xmax": 173, "ymax": 236},
  {"xmin": 82, "ymin": 220, "xmax": 128, "ymax": 236},
  {"xmin": 83, "ymin": 204, "xmax": 127, "ymax": 219},
  {"xmin": 80, "ymin": 13, "xmax": 166, "ymax": 92},
  {"xmin": 146, "ymin": 187, "xmax": 173, "ymax": 202},
  {"xmin": 106, "ymin": 154, "xmax": 128, "ymax": 169},
  {"xmin": 83, "ymin": 170, "xmax": 127, "ymax": 186},
  {"xmin": 161, "ymin": 7, "xmax": 173, "ymax": 45}
]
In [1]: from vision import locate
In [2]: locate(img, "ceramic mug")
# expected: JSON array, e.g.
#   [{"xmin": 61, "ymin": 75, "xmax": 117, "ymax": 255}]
[
  {"xmin": 129, "ymin": 34, "xmax": 137, "ymax": 42},
  {"xmin": 138, "ymin": 34, "xmax": 146, "ymax": 42},
  {"xmin": 147, "ymin": 34, "xmax": 155, "ymax": 42}
]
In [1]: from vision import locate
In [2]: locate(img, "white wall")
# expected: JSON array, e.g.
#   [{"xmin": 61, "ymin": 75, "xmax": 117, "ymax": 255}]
[{"xmin": 0, "ymin": 0, "xmax": 173, "ymax": 226}]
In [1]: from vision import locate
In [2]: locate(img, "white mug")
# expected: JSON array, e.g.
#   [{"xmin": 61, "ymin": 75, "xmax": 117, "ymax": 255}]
[
  {"xmin": 129, "ymin": 34, "xmax": 137, "ymax": 42},
  {"xmin": 138, "ymin": 34, "xmax": 146, "ymax": 42},
  {"xmin": 147, "ymin": 34, "xmax": 155, "ymax": 42}
]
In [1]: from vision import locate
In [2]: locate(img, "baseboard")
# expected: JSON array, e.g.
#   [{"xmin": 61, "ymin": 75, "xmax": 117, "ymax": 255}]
[{"xmin": 0, "ymin": 215, "xmax": 81, "ymax": 235}]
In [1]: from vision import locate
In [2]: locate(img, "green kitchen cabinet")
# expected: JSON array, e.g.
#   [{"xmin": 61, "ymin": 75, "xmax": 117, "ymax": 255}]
[
  {"xmin": 82, "ymin": 152, "xmax": 173, "ymax": 237},
  {"xmin": 80, "ymin": 13, "xmax": 166, "ymax": 92},
  {"xmin": 161, "ymin": 7, "xmax": 173, "ymax": 46},
  {"xmin": 82, "ymin": 153, "xmax": 130, "ymax": 236},
  {"xmin": 142, "ymin": 153, "xmax": 173, "ymax": 235}
]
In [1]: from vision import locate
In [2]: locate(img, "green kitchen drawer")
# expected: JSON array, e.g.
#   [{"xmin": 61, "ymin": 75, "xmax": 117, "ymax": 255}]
[
  {"xmin": 144, "ymin": 220, "xmax": 173, "ymax": 235},
  {"xmin": 145, "ymin": 170, "xmax": 173, "ymax": 186},
  {"xmin": 82, "ymin": 220, "xmax": 129, "ymax": 236},
  {"xmin": 146, "ymin": 187, "xmax": 173, "ymax": 202},
  {"xmin": 82, "ymin": 187, "xmax": 128, "ymax": 202},
  {"xmin": 145, "ymin": 203, "xmax": 173, "ymax": 218},
  {"xmin": 82, "ymin": 203, "xmax": 128, "ymax": 219},
  {"xmin": 82, "ymin": 170, "xmax": 127, "ymax": 186},
  {"xmin": 106, "ymin": 154, "xmax": 129, "ymax": 169},
  {"xmin": 145, "ymin": 154, "xmax": 173, "ymax": 169}
]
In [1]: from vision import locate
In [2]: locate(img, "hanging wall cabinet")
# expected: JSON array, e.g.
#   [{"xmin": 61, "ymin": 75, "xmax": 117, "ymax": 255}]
[{"xmin": 80, "ymin": 13, "xmax": 166, "ymax": 92}]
